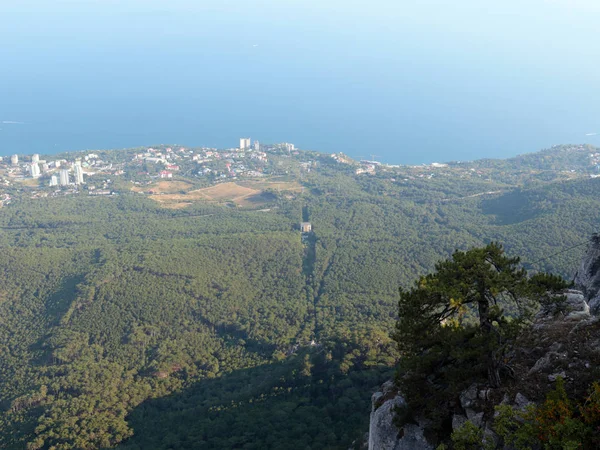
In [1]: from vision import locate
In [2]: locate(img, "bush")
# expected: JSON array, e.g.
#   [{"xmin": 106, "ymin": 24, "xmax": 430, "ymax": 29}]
[{"xmin": 494, "ymin": 378, "xmax": 600, "ymax": 449}]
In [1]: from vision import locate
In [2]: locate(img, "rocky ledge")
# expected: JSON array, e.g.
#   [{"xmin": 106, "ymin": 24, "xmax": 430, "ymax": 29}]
[{"xmin": 367, "ymin": 237, "xmax": 600, "ymax": 450}]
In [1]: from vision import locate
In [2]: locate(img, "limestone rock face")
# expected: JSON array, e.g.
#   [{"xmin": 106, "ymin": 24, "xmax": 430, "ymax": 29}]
[
  {"xmin": 563, "ymin": 290, "xmax": 591, "ymax": 320},
  {"xmin": 459, "ymin": 383, "xmax": 479, "ymax": 409},
  {"xmin": 574, "ymin": 236, "xmax": 600, "ymax": 314},
  {"xmin": 368, "ymin": 385, "xmax": 433, "ymax": 450},
  {"xmin": 365, "ymin": 236, "xmax": 600, "ymax": 449}
]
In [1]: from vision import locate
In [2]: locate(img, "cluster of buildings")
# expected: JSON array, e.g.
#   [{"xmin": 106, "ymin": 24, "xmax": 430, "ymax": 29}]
[
  {"xmin": 6, "ymin": 153, "xmax": 87, "ymax": 186},
  {"xmin": 355, "ymin": 165, "xmax": 376, "ymax": 175},
  {"xmin": 0, "ymin": 152, "xmax": 122, "ymax": 193},
  {"xmin": 328, "ymin": 152, "xmax": 380, "ymax": 175},
  {"xmin": 240, "ymin": 138, "xmax": 298, "ymax": 154},
  {"xmin": 48, "ymin": 163, "xmax": 84, "ymax": 186},
  {"xmin": 239, "ymin": 138, "xmax": 262, "ymax": 152},
  {"xmin": 0, "ymin": 138, "xmax": 298, "ymax": 200},
  {"xmin": 133, "ymin": 141, "xmax": 273, "ymax": 180},
  {"xmin": 0, "ymin": 193, "xmax": 10, "ymax": 207},
  {"xmin": 328, "ymin": 152, "xmax": 454, "ymax": 177}
]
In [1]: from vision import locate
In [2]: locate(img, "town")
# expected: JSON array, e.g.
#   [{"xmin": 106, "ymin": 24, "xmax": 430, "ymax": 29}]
[
  {"xmin": 1, "ymin": 140, "xmax": 599, "ymax": 209},
  {"xmin": 0, "ymin": 138, "xmax": 297, "ymax": 206}
]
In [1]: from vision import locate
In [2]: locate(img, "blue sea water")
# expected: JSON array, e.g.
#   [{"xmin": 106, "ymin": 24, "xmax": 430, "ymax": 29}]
[{"xmin": 1, "ymin": 0, "xmax": 599, "ymax": 164}]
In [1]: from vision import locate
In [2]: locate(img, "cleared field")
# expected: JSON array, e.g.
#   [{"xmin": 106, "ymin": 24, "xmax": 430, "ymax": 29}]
[
  {"xmin": 240, "ymin": 180, "xmax": 303, "ymax": 192},
  {"xmin": 149, "ymin": 182, "xmax": 271, "ymax": 208},
  {"xmin": 193, "ymin": 182, "xmax": 259, "ymax": 200},
  {"xmin": 13, "ymin": 178, "xmax": 41, "ymax": 187},
  {"xmin": 147, "ymin": 179, "xmax": 301, "ymax": 209},
  {"xmin": 131, "ymin": 180, "xmax": 193, "ymax": 194}
]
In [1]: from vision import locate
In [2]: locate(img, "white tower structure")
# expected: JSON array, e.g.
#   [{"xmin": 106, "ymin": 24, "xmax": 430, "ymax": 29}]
[
  {"xmin": 32, "ymin": 154, "xmax": 40, "ymax": 163},
  {"xmin": 74, "ymin": 164, "xmax": 84, "ymax": 185},
  {"xmin": 10, "ymin": 154, "xmax": 18, "ymax": 165},
  {"xmin": 29, "ymin": 163, "xmax": 41, "ymax": 178},
  {"xmin": 59, "ymin": 169, "xmax": 70, "ymax": 186},
  {"xmin": 49, "ymin": 175, "xmax": 58, "ymax": 187},
  {"xmin": 253, "ymin": 140, "xmax": 260, "ymax": 151},
  {"xmin": 240, "ymin": 138, "xmax": 251, "ymax": 150}
]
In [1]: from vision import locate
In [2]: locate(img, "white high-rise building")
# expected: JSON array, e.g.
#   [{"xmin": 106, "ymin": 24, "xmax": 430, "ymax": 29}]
[
  {"xmin": 32, "ymin": 154, "xmax": 40, "ymax": 163},
  {"xmin": 10, "ymin": 154, "xmax": 18, "ymax": 165},
  {"xmin": 74, "ymin": 164, "xmax": 84, "ymax": 185},
  {"xmin": 240, "ymin": 138, "xmax": 251, "ymax": 150},
  {"xmin": 49, "ymin": 175, "xmax": 58, "ymax": 187},
  {"xmin": 29, "ymin": 163, "xmax": 41, "ymax": 178},
  {"xmin": 59, "ymin": 169, "xmax": 70, "ymax": 186},
  {"xmin": 253, "ymin": 140, "xmax": 260, "ymax": 151}
]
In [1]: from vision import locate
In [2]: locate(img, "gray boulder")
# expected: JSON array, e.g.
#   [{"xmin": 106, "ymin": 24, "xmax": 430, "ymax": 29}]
[
  {"xmin": 563, "ymin": 290, "xmax": 591, "ymax": 320},
  {"xmin": 452, "ymin": 414, "xmax": 468, "ymax": 431},
  {"xmin": 459, "ymin": 383, "xmax": 479, "ymax": 409},
  {"xmin": 368, "ymin": 389, "xmax": 433, "ymax": 450},
  {"xmin": 574, "ymin": 236, "xmax": 600, "ymax": 315}
]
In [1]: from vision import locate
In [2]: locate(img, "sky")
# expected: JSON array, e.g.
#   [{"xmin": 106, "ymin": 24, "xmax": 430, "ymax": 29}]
[{"xmin": 0, "ymin": 0, "xmax": 599, "ymax": 163}]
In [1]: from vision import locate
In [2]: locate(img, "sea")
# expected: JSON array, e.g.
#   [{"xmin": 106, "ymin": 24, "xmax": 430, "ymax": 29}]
[{"xmin": 1, "ymin": 1, "xmax": 599, "ymax": 165}]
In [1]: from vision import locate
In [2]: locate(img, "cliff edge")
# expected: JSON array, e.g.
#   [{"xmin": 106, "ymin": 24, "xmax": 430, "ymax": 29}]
[
  {"xmin": 368, "ymin": 237, "xmax": 600, "ymax": 449},
  {"xmin": 574, "ymin": 234, "xmax": 600, "ymax": 314}
]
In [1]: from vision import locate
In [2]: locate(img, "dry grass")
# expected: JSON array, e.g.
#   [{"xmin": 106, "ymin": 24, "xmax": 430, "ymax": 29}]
[
  {"xmin": 131, "ymin": 180, "xmax": 193, "ymax": 194},
  {"xmin": 149, "ymin": 182, "xmax": 272, "ymax": 208},
  {"xmin": 145, "ymin": 179, "xmax": 302, "ymax": 209},
  {"xmin": 14, "ymin": 178, "xmax": 41, "ymax": 187},
  {"xmin": 192, "ymin": 182, "xmax": 259, "ymax": 201},
  {"xmin": 240, "ymin": 180, "xmax": 303, "ymax": 192}
]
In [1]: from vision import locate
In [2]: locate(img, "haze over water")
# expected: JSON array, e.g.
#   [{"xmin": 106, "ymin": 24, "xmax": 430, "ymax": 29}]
[{"xmin": 1, "ymin": 0, "xmax": 599, "ymax": 164}]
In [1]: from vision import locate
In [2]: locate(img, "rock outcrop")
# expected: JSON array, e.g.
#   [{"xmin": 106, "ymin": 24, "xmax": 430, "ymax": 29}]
[
  {"xmin": 368, "ymin": 236, "xmax": 600, "ymax": 450},
  {"xmin": 574, "ymin": 234, "xmax": 600, "ymax": 314},
  {"xmin": 368, "ymin": 381, "xmax": 433, "ymax": 450}
]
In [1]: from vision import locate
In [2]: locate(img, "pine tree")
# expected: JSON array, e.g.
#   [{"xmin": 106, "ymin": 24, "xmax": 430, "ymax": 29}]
[{"xmin": 393, "ymin": 243, "xmax": 568, "ymax": 425}]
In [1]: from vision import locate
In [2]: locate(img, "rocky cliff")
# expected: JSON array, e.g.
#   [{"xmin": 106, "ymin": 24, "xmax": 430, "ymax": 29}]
[
  {"xmin": 368, "ymin": 237, "xmax": 600, "ymax": 450},
  {"xmin": 574, "ymin": 234, "xmax": 600, "ymax": 314},
  {"xmin": 368, "ymin": 381, "xmax": 433, "ymax": 450}
]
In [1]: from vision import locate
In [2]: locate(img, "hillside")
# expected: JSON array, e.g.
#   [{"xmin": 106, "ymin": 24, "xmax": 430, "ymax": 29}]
[{"xmin": 0, "ymin": 144, "xmax": 599, "ymax": 448}]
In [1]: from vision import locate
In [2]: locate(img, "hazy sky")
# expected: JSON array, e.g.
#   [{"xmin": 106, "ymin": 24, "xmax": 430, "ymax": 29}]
[{"xmin": 1, "ymin": 0, "xmax": 599, "ymax": 161}]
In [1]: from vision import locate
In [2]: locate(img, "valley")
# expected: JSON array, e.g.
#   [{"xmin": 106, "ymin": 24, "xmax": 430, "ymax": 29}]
[{"xmin": 0, "ymin": 144, "xmax": 599, "ymax": 448}]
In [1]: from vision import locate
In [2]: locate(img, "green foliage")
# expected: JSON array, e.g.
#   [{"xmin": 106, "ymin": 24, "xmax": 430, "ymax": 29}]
[
  {"xmin": 450, "ymin": 421, "xmax": 486, "ymax": 450},
  {"xmin": 494, "ymin": 378, "xmax": 600, "ymax": 449},
  {"xmin": 493, "ymin": 404, "xmax": 539, "ymax": 450},
  {"xmin": 0, "ymin": 145, "xmax": 599, "ymax": 448},
  {"xmin": 118, "ymin": 351, "xmax": 392, "ymax": 450},
  {"xmin": 0, "ymin": 193, "xmax": 397, "ymax": 449},
  {"xmin": 393, "ymin": 243, "xmax": 568, "ymax": 429}
]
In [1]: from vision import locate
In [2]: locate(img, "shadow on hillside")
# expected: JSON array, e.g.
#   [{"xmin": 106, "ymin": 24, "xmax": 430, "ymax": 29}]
[
  {"xmin": 28, "ymin": 274, "xmax": 87, "ymax": 366},
  {"xmin": 482, "ymin": 177, "xmax": 600, "ymax": 226},
  {"xmin": 244, "ymin": 191, "xmax": 278, "ymax": 205},
  {"xmin": 116, "ymin": 357, "xmax": 391, "ymax": 450},
  {"xmin": 481, "ymin": 190, "xmax": 539, "ymax": 225}
]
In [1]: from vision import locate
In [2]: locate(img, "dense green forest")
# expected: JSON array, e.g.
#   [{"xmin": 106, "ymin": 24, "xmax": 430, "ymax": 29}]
[{"xmin": 0, "ymin": 146, "xmax": 599, "ymax": 448}]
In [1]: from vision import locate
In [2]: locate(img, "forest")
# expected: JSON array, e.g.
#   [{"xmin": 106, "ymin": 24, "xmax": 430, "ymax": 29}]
[{"xmin": 0, "ymin": 145, "xmax": 599, "ymax": 449}]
